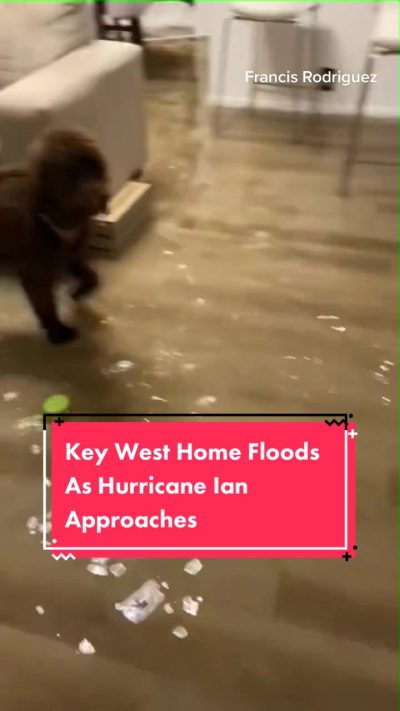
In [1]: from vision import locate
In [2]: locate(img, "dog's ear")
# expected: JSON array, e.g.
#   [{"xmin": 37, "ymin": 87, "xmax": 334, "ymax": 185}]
[
  {"xmin": 28, "ymin": 127, "xmax": 107, "ymax": 178},
  {"xmin": 28, "ymin": 131, "xmax": 61, "ymax": 211},
  {"xmin": 28, "ymin": 128, "xmax": 109, "ymax": 224},
  {"xmin": 28, "ymin": 127, "xmax": 108, "ymax": 209}
]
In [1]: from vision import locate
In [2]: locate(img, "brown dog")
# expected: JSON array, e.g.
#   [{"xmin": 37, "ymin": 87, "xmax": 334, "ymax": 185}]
[{"xmin": 0, "ymin": 128, "xmax": 109, "ymax": 344}]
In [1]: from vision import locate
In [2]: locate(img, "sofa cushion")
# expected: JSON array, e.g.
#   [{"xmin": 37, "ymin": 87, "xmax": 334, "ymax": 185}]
[{"xmin": 0, "ymin": 2, "xmax": 95, "ymax": 90}]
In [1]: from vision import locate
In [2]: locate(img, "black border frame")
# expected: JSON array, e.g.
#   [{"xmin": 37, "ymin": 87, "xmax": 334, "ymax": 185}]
[{"xmin": 43, "ymin": 412, "xmax": 353, "ymax": 429}]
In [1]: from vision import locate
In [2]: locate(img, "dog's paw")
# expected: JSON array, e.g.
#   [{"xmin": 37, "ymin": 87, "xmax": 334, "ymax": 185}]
[
  {"xmin": 47, "ymin": 323, "xmax": 78, "ymax": 345},
  {"xmin": 71, "ymin": 269, "xmax": 99, "ymax": 301}
]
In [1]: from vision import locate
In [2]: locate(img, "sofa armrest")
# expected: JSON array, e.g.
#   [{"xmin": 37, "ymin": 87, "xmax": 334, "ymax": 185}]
[{"xmin": 0, "ymin": 40, "xmax": 147, "ymax": 194}]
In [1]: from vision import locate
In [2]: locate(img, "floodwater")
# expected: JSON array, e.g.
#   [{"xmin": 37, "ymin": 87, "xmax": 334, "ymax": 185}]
[{"xmin": 0, "ymin": 43, "xmax": 397, "ymax": 709}]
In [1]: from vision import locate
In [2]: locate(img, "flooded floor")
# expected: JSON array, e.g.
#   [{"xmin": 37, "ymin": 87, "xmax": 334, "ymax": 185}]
[{"xmin": 0, "ymin": 44, "xmax": 397, "ymax": 710}]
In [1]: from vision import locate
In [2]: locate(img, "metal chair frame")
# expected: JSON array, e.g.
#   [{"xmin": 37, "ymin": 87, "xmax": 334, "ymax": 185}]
[
  {"xmin": 216, "ymin": 4, "xmax": 321, "ymax": 139},
  {"xmin": 339, "ymin": 2, "xmax": 398, "ymax": 196}
]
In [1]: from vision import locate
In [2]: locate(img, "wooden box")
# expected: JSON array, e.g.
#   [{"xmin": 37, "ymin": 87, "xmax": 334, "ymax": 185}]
[{"xmin": 90, "ymin": 180, "xmax": 151, "ymax": 254}]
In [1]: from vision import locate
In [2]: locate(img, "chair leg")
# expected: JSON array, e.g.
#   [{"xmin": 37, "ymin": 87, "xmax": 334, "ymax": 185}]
[
  {"xmin": 292, "ymin": 22, "xmax": 305, "ymax": 142},
  {"xmin": 94, "ymin": 1, "xmax": 106, "ymax": 38},
  {"xmin": 215, "ymin": 17, "xmax": 233, "ymax": 128},
  {"xmin": 250, "ymin": 22, "xmax": 262, "ymax": 112},
  {"xmin": 339, "ymin": 51, "xmax": 375, "ymax": 197},
  {"xmin": 308, "ymin": 4, "xmax": 320, "ymax": 127},
  {"xmin": 131, "ymin": 18, "xmax": 143, "ymax": 46}
]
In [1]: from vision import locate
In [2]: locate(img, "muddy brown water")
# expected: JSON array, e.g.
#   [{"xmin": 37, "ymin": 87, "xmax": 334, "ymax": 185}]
[{"xmin": 0, "ymin": 46, "xmax": 397, "ymax": 710}]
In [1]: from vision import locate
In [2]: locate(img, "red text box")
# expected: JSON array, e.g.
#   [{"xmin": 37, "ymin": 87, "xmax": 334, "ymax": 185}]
[{"xmin": 48, "ymin": 420, "xmax": 356, "ymax": 558}]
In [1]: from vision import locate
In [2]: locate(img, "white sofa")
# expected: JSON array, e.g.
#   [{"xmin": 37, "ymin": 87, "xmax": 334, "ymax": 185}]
[{"xmin": 0, "ymin": 2, "xmax": 147, "ymax": 195}]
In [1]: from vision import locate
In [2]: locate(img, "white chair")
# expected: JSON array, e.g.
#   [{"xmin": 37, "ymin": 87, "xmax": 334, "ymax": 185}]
[
  {"xmin": 339, "ymin": 2, "xmax": 399, "ymax": 196},
  {"xmin": 216, "ymin": 2, "xmax": 320, "ymax": 136}
]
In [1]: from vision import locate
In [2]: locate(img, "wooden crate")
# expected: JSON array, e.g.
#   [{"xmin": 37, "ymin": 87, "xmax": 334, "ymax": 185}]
[{"xmin": 90, "ymin": 180, "xmax": 151, "ymax": 254}]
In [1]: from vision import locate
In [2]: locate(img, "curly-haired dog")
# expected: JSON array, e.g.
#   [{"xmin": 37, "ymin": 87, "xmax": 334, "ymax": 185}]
[{"xmin": 0, "ymin": 128, "xmax": 109, "ymax": 344}]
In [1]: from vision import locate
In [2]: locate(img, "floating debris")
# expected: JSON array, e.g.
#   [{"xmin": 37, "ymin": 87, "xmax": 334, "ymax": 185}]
[
  {"xmin": 39, "ymin": 521, "xmax": 52, "ymax": 535},
  {"xmin": 78, "ymin": 638, "xmax": 96, "ymax": 655},
  {"xmin": 304, "ymin": 356, "xmax": 311, "ymax": 361},
  {"xmin": 30, "ymin": 444, "xmax": 41, "ymax": 455},
  {"xmin": 317, "ymin": 315, "xmax": 339, "ymax": 320},
  {"xmin": 14, "ymin": 415, "xmax": 42, "ymax": 432},
  {"xmin": 151, "ymin": 395, "xmax": 168, "ymax": 403},
  {"xmin": 283, "ymin": 356, "xmax": 296, "ymax": 360},
  {"xmin": 163, "ymin": 250, "xmax": 174, "ymax": 256},
  {"xmin": 141, "ymin": 382, "xmax": 152, "ymax": 389},
  {"xmin": 46, "ymin": 478, "xmax": 51, "ymax": 488},
  {"xmin": 113, "ymin": 360, "xmax": 135, "ymax": 373},
  {"xmin": 184, "ymin": 559, "xmax": 203, "ymax": 576},
  {"xmin": 161, "ymin": 581, "xmax": 170, "ymax": 590},
  {"xmin": 254, "ymin": 230, "xmax": 269, "ymax": 239},
  {"xmin": 109, "ymin": 562, "xmax": 127, "ymax": 578},
  {"xmin": 172, "ymin": 625, "xmax": 189, "ymax": 639},
  {"xmin": 91, "ymin": 558, "xmax": 109, "ymax": 565},
  {"xmin": 182, "ymin": 595, "xmax": 200, "ymax": 617},
  {"xmin": 26, "ymin": 516, "xmax": 39, "ymax": 535},
  {"xmin": 382, "ymin": 396, "xmax": 391, "ymax": 406},
  {"xmin": 313, "ymin": 357, "xmax": 323, "ymax": 365},
  {"xmin": 143, "ymin": 418, "xmax": 151, "ymax": 423},
  {"xmin": 115, "ymin": 580, "xmax": 165, "ymax": 624},
  {"xmin": 195, "ymin": 395, "xmax": 216, "ymax": 408},
  {"xmin": 87, "ymin": 562, "xmax": 108, "ymax": 577},
  {"xmin": 383, "ymin": 360, "xmax": 395, "ymax": 366},
  {"xmin": 35, "ymin": 605, "xmax": 45, "ymax": 615},
  {"xmin": 182, "ymin": 363, "xmax": 196, "ymax": 372},
  {"xmin": 151, "ymin": 344, "xmax": 183, "ymax": 378},
  {"xmin": 163, "ymin": 603, "xmax": 174, "ymax": 615},
  {"xmin": 379, "ymin": 365, "xmax": 389, "ymax": 372},
  {"xmin": 177, "ymin": 264, "xmax": 187, "ymax": 270},
  {"xmin": 196, "ymin": 596, "xmax": 204, "ymax": 602},
  {"xmin": 195, "ymin": 298, "xmax": 206, "ymax": 307},
  {"xmin": 331, "ymin": 326, "xmax": 346, "ymax": 333},
  {"xmin": 289, "ymin": 375, "xmax": 300, "ymax": 381},
  {"xmin": 374, "ymin": 372, "xmax": 389, "ymax": 385},
  {"xmin": 3, "ymin": 391, "xmax": 18, "ymax": 402}
]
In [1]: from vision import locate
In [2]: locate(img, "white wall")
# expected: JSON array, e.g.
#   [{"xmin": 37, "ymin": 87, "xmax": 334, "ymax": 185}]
[{"xmin": 196, "ymin": 2, "xmax": 398, "ymax": 118}]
